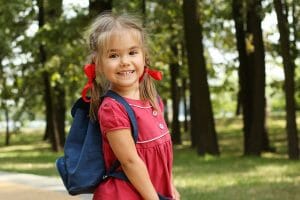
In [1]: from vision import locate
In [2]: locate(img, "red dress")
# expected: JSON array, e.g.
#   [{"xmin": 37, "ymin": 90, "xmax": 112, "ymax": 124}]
[{"xmin": 93, "ymin": 97, "xmax": 173, "ymax": 200}]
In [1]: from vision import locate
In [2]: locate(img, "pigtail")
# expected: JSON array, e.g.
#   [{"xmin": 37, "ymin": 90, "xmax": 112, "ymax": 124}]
[
  {"xmin": 139, "ymin": 54, "xmax": 160, "ymax": 112},
  {"xmin": 89, "ymin": 80, "xmax": 101, "ymax": 121},
  {"xmin": 89, "ymin": 69, "xmax": 110, "ymax": 121},
  {"xmin": 140, "ymin": 74, "xmax": 159, "ymax": 112}
]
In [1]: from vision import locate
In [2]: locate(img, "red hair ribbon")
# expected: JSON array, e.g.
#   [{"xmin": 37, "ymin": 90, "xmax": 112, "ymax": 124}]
[
  {"xmin": 139, "ymin": 67, "xmax": 163, "ymax": 82},
  {"xmin": 81, "ymin": 63, "xmax": 96, "ymax": 103}
]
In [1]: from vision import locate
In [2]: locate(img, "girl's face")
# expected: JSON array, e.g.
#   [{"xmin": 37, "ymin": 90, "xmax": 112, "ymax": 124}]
[{"xmin": 100, "ymin": 30, "xmax": 145, "ymax": 95}]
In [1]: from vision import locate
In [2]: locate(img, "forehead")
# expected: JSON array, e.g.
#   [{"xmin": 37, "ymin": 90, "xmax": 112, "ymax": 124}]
[{"xmin": 104, "ymin": 29, "xmax": 143, "ymax": 51}]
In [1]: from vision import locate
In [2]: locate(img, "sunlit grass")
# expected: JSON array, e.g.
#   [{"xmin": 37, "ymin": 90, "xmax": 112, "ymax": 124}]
[
  {"xmin": 0, "ymin": 132, "xmax": 62, "ymax": 176},
  {"xmin": 0, "ymin": 115, "xmax": 300, "ymax": 199},
  {"xmin": 173, "ymin": 146, "xmax": 300, "ymax": 199},
  {"xmin": 172, "ymin": 115, "xmax": 300, "ymax": 199}
]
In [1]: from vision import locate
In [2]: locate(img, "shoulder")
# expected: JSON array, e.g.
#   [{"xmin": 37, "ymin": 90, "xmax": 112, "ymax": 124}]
[
  {"xmin": 99, "ymin": 97, "xmax": 127, "ymax": 116},
  {"xmin": 98, "ymin": 97, "xmax": 131, "ymax": 134}
]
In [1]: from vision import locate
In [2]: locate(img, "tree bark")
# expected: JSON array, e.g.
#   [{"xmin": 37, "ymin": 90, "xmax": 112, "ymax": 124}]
[
  {"xmin": 245, "ymin": 0, "xmax": 267, "ymax": 155},
  {"xmin": 38, "ymin": 0, "xmax": 48, "ymax": 141},
  {"xmin": 89, "ymin": 0, "xmax": 112, "ymax": 18},
  {"xmin": 38, "ymin": 0, "xmax": 62, "ymax": 151},
  {"xmin": 163, "ymin": 98, "xmax": 170, "ymax": 127},
  {"xmin": 232, "ymin": 0, "xmax": 253, "ymax": 154},
  {"xmin": 43, "ymin": 71, "xmax": 61, "ymax": 151},
  {"xmin": 274, "ymin": 0, "xmax": 299, "ymax": 159},
  {"xmin": 170, "ymin": 45, "xmax": 181, "ymax": 144},
  {"xmin": 182, "ymin": 0, "xmax": 219, "ymax": 155},
  {"xmin": 54, "ymin": 84, "xmax": 66, "ymax": 147},
  {"xmin": 182, "ymin": 78, "xmax": 189, "ymax": 133},
  {"xmin": 291, "ymin": 0, "xmax": 298, "ymax": 62},
  {"xmin": 1, "ymin": 63, "xmax": 10, "ymax": 146},
  {"xmin": 233, "ymin": 0, "xmax": 272, "ymax": 155},
  {"xmin": 141, "ymin": 0, "xmax": 146, "ymax": 16},
  {"xmin": 5, "ymin": 107, "xmax": 10, "ymax": 146}
]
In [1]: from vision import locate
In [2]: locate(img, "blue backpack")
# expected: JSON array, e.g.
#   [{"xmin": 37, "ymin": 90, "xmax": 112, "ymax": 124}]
[{"xmin": 56, "ymin": 90, "xmax": 138, "ymax": 195}]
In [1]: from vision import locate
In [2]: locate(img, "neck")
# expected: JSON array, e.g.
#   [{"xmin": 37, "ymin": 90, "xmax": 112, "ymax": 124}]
[{"xmin": 110, "ymin": 86, "xmax": 140, "ymax": 100}]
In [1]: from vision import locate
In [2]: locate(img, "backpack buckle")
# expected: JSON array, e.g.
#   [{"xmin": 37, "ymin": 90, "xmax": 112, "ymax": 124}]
[{"xmin": 102, "ymin": 175, "xmax": 108, "ymax": 179}]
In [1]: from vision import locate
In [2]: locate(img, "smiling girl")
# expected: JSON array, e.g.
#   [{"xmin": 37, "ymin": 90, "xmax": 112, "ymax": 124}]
[{"xmin": 84, "ymin": 12, "xmax": 180, "ymax": 200}]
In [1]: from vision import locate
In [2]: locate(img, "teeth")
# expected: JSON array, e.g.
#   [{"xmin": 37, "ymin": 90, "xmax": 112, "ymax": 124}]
[
  {"xmin": 119, "ymin": 71, "xmax": 133, "ymax": 75},
  {"xmin": 118, "ymin": 70, "xmax": 134, "ymax": 77}
]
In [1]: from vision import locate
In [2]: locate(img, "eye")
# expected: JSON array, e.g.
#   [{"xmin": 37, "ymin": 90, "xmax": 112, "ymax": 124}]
[
  {"xmin": 109, "ymin": 53, "xmax": 119, "ymax": 59},
  {"xmin": 129, "ymin": 50, "xmax": 139, "ymax": 55}
]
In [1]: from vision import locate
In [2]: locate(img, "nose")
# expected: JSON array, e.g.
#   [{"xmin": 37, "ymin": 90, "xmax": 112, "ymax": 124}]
[{"xmin": 120, "ymin": 55, "xmax": 130, "ymax": 67}]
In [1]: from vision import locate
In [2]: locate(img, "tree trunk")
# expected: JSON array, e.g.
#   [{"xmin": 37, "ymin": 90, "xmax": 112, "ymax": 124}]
[
  {"xmin": 43, "ymin": 71, "xmax": 61, "ymax": 151},
  {"xmin": 182, "ymin": 78, "xmax": 189, "ymax": 133},
  {"xmin": 5, "ymin": 107, "xmax": 10, "ymax": 146},
  {"xmin": 1, "ymin": 66, "xmax": 10, "ymax": 146},
  {"xmin": 274, "ymin": 0, "xmax": 299, "ymax": 159},
  {"xmin": 141, "ymin": 0, "xmax": 146, "ymax": 16},
  {"xmin": 54, "ymin": 85, "xmax": 66, "ymax": 147},
  {"xmin": 170, "ymin": 45, "xmax": 181, "ymax": 144},
  {"xmin": 232, "ymin": 0, "xmax": 253, "ymax": 154},
  {"xmin": 245, "ymin": 0, "xmax": 270, "ymax": 155},
  {"xmin": 89, "ymin": 0, "xmax": 112, "ymax": 18},
  {"xmin": 182, "ymin": 0, "xmax": 219, "ymax": 155},
  {"xmin": 291, "ymin": 0, "xmax": 298, "ymax": 62},
  {"xmin": 38, "ymin": 0, "xmax": 48, "ymax": 141},
  {"xmin": 233, "ymin": 0, "xmax": 271, "ymax": 155},
  {"xmin": 48, "ymin": 0, "xmax": 65, "ymax": 149},
  {"xmin": 38, "ymin": 0, "xmax": 62, "ymax": 151}
]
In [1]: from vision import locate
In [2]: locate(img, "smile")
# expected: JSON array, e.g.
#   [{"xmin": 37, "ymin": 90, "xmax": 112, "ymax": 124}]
[{"xmin": 117, "ymin": 70, "xmax": 135, "ymax": 76}]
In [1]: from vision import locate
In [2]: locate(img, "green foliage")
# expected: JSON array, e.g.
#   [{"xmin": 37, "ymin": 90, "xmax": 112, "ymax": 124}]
[
  {"xmin": 144, "ymin": 0, "xmax": 186, "ymax": 98},
  {"xmin": 0, "ymin": 0, "xmax": 298, "ymax": 129},
  {"xmin": 0, "ymin": 1, "xmax": 92, "ymax": 124},
  {"xmin": 0, "ymin": 0, "xmax": 36, "ymax": 124},
  {"xmin": 113, "ymin": 0, "xmax": 139, "ymax": 13}
]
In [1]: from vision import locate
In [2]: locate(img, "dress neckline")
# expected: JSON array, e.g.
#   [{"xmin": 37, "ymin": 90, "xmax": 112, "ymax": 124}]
[{"xmin": 122, "ymin": 96, "xmax": 151, "ymax": 107}]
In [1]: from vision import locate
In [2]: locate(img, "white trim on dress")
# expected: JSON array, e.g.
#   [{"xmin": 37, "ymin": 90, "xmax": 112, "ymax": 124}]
[
  {"xmin": 111, "ymin": 98, "xmax": 152, "ymax": 109},
  {"xmin": 136, "ymin": 131, "xmax": 169, "ymax": 144},
  {"xmin": 128, "ymin": 104, "xmax": 152, "ymax": 109}
]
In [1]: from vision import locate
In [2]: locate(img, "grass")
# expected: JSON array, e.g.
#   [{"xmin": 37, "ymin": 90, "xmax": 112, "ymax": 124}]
[
  {"xmin": 0, "ymin": 132, "xmax": 62, "ymax": 176},
  {"xmin": 173, "ymin": 147, "xmax": 300, "ymax": 199},
  {"xmin": 0, "ymin": 116, "xmax": 300, "ymax": 199}
]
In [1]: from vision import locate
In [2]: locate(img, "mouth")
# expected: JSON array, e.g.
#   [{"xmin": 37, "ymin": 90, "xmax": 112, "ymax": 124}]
[{"xmin": 117, "ymin": 70, "xmax": 135, "ymax": 76}]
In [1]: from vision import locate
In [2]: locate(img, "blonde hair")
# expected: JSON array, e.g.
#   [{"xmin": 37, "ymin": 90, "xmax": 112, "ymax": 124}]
[{"xmin": 85, "ymin": 12, "xmax": 158, "ymax": 120}]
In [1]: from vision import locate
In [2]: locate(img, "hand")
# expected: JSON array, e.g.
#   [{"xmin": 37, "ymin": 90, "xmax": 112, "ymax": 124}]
[{"xmin": 172, "ymin": 185, "xmax": 180, "ymax": 200}]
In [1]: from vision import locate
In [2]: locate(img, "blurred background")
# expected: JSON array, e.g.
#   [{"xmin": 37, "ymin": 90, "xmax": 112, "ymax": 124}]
[{"xmin": 1, "ymin": 0, "xmax": 300, "ymax": 199}]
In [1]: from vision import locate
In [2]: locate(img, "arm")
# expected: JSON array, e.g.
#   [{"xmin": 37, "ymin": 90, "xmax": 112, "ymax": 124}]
[{"xmin": 106, "ymin": 129, "xmax": 159, "ymax": 200}]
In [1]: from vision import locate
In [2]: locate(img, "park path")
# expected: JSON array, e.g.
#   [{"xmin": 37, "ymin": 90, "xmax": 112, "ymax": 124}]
[{"xmin": 0, "ymin": 171, "xmax": 92, "ymax": 200}]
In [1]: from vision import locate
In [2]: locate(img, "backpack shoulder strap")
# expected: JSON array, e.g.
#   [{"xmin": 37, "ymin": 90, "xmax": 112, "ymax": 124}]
[
  {"xmin": 102, "ymin": 90, "xmax": 138, "ymax": 181},
  {"xmin": 104, "ymin": 90, "xmax": 138, "ymax": 143}
]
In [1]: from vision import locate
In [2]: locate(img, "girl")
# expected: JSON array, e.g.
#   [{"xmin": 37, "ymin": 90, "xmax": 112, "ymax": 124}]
[{"xmin": 84, "ymin": 12, "xmax": 180, "ymax": 200}]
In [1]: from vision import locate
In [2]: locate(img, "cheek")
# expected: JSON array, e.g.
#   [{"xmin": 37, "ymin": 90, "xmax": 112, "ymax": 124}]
[
  {"xmin": 137, "ymin": 61, "xmax": 145, "ymax": 75},
  {"xmin": 102, "ymin": 60, "xmax": 116, "ymax": 71}
]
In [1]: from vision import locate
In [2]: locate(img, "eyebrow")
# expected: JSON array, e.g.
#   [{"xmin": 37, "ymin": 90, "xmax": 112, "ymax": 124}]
[{"xmin": 107, "ymin": 46, "xmax": 140, "ymax": 52}]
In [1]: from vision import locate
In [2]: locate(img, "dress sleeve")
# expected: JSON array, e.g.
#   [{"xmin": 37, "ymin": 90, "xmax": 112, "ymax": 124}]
[{"xmin": 98, "ymin": 99, "xmax": 131, "ymax": 135}]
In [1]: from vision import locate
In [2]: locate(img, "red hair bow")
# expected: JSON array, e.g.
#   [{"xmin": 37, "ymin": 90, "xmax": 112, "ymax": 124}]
[
  {"xmin": 81, "ymin": 63, "xmax": 96, "ymax": 103},
  {"xmin": 139, "ymin": 67, "xmax": 163, "ymax": 82}
]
